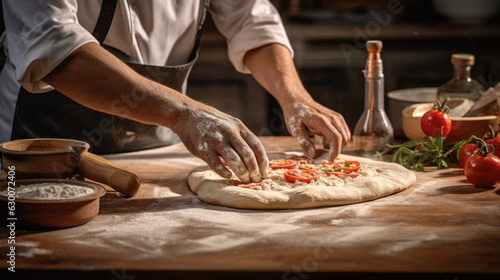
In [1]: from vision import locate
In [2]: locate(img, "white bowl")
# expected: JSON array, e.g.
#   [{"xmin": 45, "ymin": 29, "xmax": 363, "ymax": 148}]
[
  {"xmin": 387, "ymin": 87, "xmax": 438, "ymax": 137},
  {"xmin": 433, "ymin": 0, "xmax": 500, "ymax": 22}
]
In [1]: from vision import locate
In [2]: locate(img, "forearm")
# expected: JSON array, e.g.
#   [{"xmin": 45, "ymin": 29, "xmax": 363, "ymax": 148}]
[
  {"xmin": 244, "ymin": 43, "xmax": 351, "ymax": 159},
  {"xmin": 41, "ymin": 42, "xmax": 268, "ymax": 182},
  {"xmin": 244, "ymin": 43, "xmax": 313, "ymax": 107},
  {"xmin": 42, "ymin": 42, "xmax": 192, "ymax": 129}
]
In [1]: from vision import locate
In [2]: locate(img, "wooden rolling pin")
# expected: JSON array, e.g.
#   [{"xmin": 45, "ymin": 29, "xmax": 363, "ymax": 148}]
[
  {"xmin": 69, "ymin": 143, "xmax": 140, "ymax": 197},
  {"xmin": 77, "ymin": 152, "xmax": 140, "ymax": 197}
]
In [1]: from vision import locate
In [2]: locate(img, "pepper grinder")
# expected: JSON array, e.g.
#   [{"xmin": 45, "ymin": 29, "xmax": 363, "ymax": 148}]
[{"xmin": 352, "ymin": 40, "xmax": 393, "ymax": 154}]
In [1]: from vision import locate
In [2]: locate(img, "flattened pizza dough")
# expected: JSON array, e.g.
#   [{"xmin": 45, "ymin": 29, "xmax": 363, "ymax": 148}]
[{"xmin": 187, "ymin": 154, "xmax": 416, "ymax": 209}]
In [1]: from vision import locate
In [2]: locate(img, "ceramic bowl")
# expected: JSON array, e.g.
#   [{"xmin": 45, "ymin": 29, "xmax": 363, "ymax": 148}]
[
  {"xmin": 0, "ymin": 138, "xmax": 140, "ymax": 197},
  {"xmin": 0, "ymin": 178, "xmax": 105, "ymax": 229},
  {"xmin": 402, "ymin": 103, "xmax": 499, "ymax": 143},
  {"xmin": 0, "ymin": 138, "xmax": 89, "ymax": 179},
  {"xmin": 387, "ymin": 87, "xmax": 438, "ymax": 137},
  {"xmin": 433, "ymin": 0, "xmax": 500, "ymax": 22}
]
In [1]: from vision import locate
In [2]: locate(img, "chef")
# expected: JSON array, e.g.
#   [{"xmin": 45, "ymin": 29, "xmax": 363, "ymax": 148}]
[{"xmin": 0, "ymin": 0, "xmax": 350, "ymax": 183}]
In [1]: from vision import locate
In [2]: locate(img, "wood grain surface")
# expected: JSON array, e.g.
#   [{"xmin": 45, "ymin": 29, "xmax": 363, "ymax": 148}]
[{"xmin": 1, "ymin": 136, "xmax": 499, "ymax": 280}]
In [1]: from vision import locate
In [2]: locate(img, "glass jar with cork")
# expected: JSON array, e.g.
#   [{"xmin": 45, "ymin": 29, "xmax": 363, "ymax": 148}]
[{"xmin": 437, "ymin": 53, "xmax": 485, "ymax": 103}]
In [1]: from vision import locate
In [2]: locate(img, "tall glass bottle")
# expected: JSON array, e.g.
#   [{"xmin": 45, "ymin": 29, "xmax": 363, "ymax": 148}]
[
  {"xmin": 353, "ymin": 40, "xmax": 393, "ymax": 154},
  {"xmin": 437, "ymin": 53, "xmax": 485, "ymax": 102}
]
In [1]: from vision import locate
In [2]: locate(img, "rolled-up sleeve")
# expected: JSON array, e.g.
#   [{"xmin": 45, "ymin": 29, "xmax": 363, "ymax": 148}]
[
  {"xmin": 209, "ymin": 0, "xmax": 293, "ymax": 74},
  {"xmin": 2, "ymin": 0, "xmax": 98, "ymax": 93}
]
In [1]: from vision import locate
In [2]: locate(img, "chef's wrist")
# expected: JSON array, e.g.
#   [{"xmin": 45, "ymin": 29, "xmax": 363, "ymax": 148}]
[
  {"xmin": 167, "ymin": 99, "xmax": 204, "ymax": 134},
  {"xmin": 275, "ymin": 88, "xmax": 314, "ymax": 112}
]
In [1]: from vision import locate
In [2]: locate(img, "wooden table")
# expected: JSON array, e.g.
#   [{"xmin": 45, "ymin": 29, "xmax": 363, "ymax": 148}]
[{"xmin": 1, "ymin": 136, "xmax": 499, "ymax": 279}]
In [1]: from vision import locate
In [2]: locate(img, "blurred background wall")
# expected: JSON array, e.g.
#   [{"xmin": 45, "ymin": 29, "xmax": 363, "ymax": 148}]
[
  {"xmin": 189, "ymin": 0, "xmax": 500, "ymax": 137},
  {"xmin": 1, "ymin": 1, "xmax": 498, "ymax": 138}
]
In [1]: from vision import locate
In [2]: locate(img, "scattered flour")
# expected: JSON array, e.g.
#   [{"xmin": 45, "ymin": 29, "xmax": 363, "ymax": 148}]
[
  {"xmin": 1, "ymin": 183, "xmax": 95, "ymax": 200},
  {"xmin": 8, "ymin": 241, "xmax": 53, "ymax": 258},
  {"xmin": 377, "ymin": 233, "xmax": 439, "ymax": 255},
  {"xmin": 18, "ymin": 248, "xmax": 53, "ymax": 258}
]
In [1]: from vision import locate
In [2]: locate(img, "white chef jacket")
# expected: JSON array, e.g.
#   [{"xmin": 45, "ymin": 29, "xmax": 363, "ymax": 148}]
[{"xmin": 0, "ymin": 0, "xmax": 292, "ymax": 144}]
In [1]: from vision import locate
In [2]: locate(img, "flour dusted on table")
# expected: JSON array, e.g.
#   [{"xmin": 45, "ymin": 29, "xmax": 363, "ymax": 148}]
[{"xmin": 1, "ymin": 183, "xmax": 95, "ymax": 200}]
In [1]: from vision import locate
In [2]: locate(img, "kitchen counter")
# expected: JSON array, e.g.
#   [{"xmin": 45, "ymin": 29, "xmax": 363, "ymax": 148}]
[{"xmin": 1, "ymin": 136, "xmax": 499, "ymax": 279}]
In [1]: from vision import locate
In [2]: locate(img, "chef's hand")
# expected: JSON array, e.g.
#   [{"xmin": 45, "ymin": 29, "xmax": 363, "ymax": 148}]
[
  {"xmin": 38, "ymin": 41, "xmax": 267, "ymax": 179},
  {"xmin": 282, "ymin": 98, "xmax": 350, "ymax": 161},
  {"xmin": 244, "ymin": 44, "xmax": 350, "ymax": 161},
  {"xmin": 172, "ymin": 104, "xmax": 269, "ymax": 183}
]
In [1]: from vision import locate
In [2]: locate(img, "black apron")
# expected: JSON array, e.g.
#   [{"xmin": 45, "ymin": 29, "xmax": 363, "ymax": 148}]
[{"xmin": 11, "ymin": 0, "xmax": 210, "ymax": 154}]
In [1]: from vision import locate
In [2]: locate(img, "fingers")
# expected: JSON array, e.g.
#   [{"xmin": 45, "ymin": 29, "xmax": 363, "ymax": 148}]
[
  {"xmin": 202, "ymin": 150, "xmax": 233, "ymax": 179},
  {"xmin": 240, "ymin": 130, "xmax": 269, "ymax": 179},
  {"xmin": 175, "ymin": 106, "xmax": 268, "ymax": 183},
  {"xmin": 319, "ymin": 114, "xmax": 350, "ymax": 161},
  {"xmin": 206, "ymin": 124, "xmax": 268, "ymax": 184},
  {"xmin": 215, "ymin": 136, "xmax": 267, "ymax": 184},
  {"xmin": 197, "ymin": 142, "xmax": 255, "ymax": 184},
  {"xmin": 334, "ymin": 114, "xmax": 351, "ymax": 147},
  {"xmin": 291, "ymin": 123, "xmax": 316, "ymax": 158},
  {"xmin": 328, "ymin": 136, "xmax": 342, "ymax": 160},
  {"xmin": 219, "ymin": 147, "xmax": 252, "ymax": 183},
  {"xmin": 290, "ymin": 109, "xmax": 350, "ymax": 161}
]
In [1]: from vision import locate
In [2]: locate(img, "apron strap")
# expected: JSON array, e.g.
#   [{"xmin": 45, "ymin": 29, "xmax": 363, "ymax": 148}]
[
  {"xmin": 92, "ymin": 0, "xmax": 118, "ymax": 44},
  {"xmin": 190, "ymin": 0, "xmax": 211, "ymax": 61},
  {"xmin": 91, "ymin": 0, "xmax": 209, "ymax": 58}
]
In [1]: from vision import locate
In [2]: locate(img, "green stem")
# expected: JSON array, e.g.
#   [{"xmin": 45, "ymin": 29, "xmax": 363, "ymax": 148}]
[
  {"xmin": 486, "ymin": 124, "xmax": 498, "ymax": 139},
  {"xmin": 475, "ymin": 138, "xmax": 493, "ymax": 157}
]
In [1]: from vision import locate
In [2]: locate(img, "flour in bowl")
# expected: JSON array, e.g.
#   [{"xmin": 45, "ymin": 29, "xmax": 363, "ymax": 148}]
[{"xmin": 1, "ymin": 183, "xmax": 95, "ymax": 200}]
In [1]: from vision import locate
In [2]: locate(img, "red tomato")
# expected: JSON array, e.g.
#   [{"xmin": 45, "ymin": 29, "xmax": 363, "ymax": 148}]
[
  {"xmin": 269, "ymin": 159, "xmax": 298, "ymax": 170},
  {"xmin": 323, "ymin": 161, "xmax": 361, "ymax": 174},
  {"xmin": 298, "ymin": 164, "xmax": 322, "ymax": 172},
  {"xmin": 269, "ymin": 159, "xmax": 299, "ymax": 170},
  {"xmin": 485, "ymin": 137, "xmax": 500, "ymax": 159},
  {"xmin": 325, "ymin": 171, "xmax": 360, "ymax": 179},
  {"xmin": 239, "ymin": 183, "xmax": 262, "ymax": 189},
  {"xmin": 420, "ymin": 109, "xmax": 452, "ymax": 138},
  {"xmin": 464, "ymin": 154, "xmax": 500, "ymax": 187},
  {"xmin": 342, "ymin": 161, "xmax": 361, "ymax": 173},
  {"xmin": 284, "ymin": 169, "xmax": 318, "ymax": 183},
  {"xmin": 297, "ymin": 159, "xmax": 311, "ymax": 165},
  {"xmin": 458, "ymin": 143, "xmax": 479, "ymax": 168}
]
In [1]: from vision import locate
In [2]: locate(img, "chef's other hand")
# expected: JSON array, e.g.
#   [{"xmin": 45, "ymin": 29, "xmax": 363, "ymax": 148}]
[
  {"xmin": 172, "ymin": 104, "xmax": 268, "ymax": 183},
  {"xmin": 283, "ymin": 99, "xmax": 350, "ymax": 161}
]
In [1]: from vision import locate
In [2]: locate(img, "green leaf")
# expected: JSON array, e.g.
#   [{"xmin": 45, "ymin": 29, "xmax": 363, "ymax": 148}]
[
  {"xmin": 435, "ymin": 137, "xmax": 444, "ymax": 152},
  {"xmin": 435, "ymin": 158, "xmax": 442, "ymax": 169},
  {"xmin": 392, "ymin": 149, "xmax": 402, "ymax": 164},
  {"xmin": 383, "ymin": 133, "xmax": 478, "ymax": 171},
  {"xmin": 422, "ymin": 141, "xmax": 435, "ymax": 152},
  {"xmin": 423, "ymin": 153, "xmax": 436, "ymax": 161},
  {"xmin": 401, "ymin": 147, "xmax": 413, "ymax": 155},
  {"xmin": 411, "ymin": 163, "xmax": 425, "ymax": 171},
  {"xmin": 402, "ymin": 140, "xmax": 423, "ymax": 148}
]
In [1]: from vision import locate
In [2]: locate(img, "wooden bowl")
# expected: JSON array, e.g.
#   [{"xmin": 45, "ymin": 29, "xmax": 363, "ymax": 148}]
[
  {"xmin": 0, "ymin": 138, "xmax": 89, "ymax": 179},
  {"xmin": 402, "ymin": 103, "xmax": 499, "ymax": 143},
  {"xmin": 0, "ymin": 179, "xmax": 105, "ymax": 229},
  {"xmin": 0, "ymin": 138, "xmax": 140, "ymax": 196}
]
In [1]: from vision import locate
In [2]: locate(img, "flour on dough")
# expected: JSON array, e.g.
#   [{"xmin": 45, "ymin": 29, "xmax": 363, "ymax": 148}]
[{"xmin": 187, "ymin": 154, "xmax": 416, "ymax": 209}]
